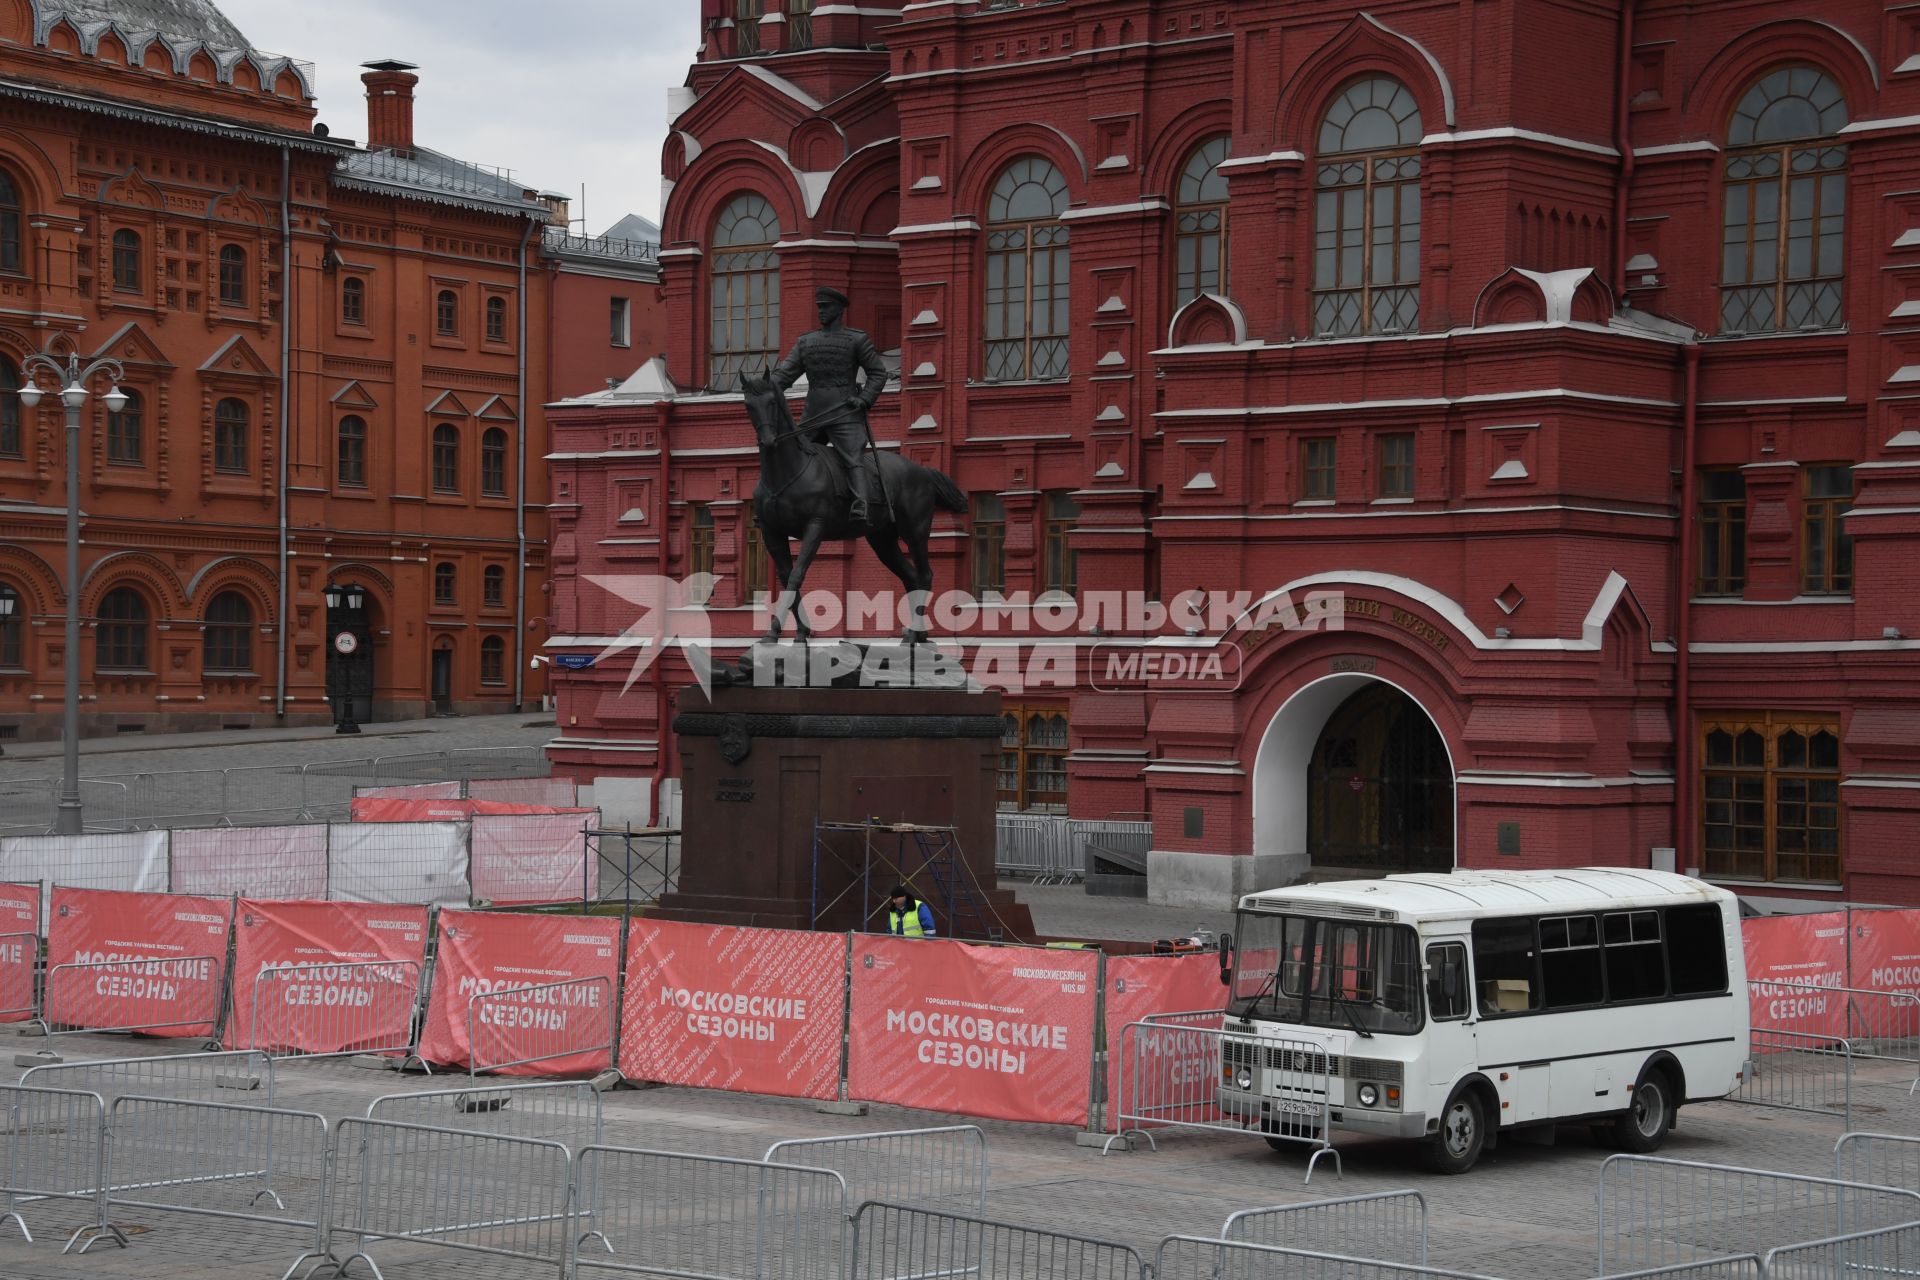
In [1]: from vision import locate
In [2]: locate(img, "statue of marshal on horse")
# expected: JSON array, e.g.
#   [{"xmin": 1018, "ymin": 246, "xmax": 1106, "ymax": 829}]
[{"xmin": 741, "ymin": 285, "xmax": 967, "ymax": 646}]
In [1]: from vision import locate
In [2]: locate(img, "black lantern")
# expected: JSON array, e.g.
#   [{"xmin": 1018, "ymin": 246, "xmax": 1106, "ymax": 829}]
[
  {"xmin": 323, "ymin": 583, "xmax": 343, "ymax": 610},
  {"xmin": 0, "ymin": 586, "xmax": 15, "ymax": 619},
  {"xmin": 345, "ymin": 582, "xmax": 366, "ymax": 611}
]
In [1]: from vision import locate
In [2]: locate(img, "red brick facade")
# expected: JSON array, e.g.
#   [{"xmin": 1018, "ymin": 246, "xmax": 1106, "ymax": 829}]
[{"xmin": 544, "ymin": 0, "xmax": 1920, "ymax": 907}]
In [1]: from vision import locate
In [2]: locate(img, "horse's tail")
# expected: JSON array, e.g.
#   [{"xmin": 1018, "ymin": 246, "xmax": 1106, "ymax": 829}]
[{"xmin": 927, "ymin": 467, "xmax": 969, "ymax": 514}]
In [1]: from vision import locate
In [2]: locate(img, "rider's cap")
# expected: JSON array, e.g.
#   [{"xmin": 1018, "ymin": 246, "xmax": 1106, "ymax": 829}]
[{"xmin": 814, "ymin": 286, "xmax": 851, "ymax": 308}]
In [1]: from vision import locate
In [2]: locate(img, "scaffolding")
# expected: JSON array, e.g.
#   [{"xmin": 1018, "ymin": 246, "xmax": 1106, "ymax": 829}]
[{"xmin": 811, "ymin": 819, "xmax": 996, "ymax": 940}]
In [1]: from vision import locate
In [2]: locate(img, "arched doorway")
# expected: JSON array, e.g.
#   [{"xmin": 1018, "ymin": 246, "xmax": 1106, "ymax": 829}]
[{"xmin": 1306, "ymin": 684, "xmax": 1454, "ymax": 874}]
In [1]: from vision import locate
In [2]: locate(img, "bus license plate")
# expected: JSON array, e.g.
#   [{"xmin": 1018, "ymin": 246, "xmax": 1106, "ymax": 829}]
[{"xmin": 1273, "ymin": 1099, "xmax": 1317, "ymax": 1116}]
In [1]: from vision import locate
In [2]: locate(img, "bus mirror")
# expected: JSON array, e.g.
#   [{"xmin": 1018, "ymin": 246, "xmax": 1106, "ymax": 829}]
[{"xmin": 1217, "ymin": 933, "xmax": 1234, "ymax": 986}]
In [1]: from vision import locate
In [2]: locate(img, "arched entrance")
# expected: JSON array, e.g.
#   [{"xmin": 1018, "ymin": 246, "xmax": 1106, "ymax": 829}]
[
  {"xmin": 1306, "ymin": 684, "xmax": 1453, "ymax": 874},
  {"xmin": 1251, "ymin": 673, "xmax": 1457, "ymax": 883}
]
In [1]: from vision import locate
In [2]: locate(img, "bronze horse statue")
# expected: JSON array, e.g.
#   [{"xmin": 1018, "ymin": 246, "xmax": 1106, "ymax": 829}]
[{"xmin": 740, "ymin": 373, "xmax": 967, "ymax": 644}]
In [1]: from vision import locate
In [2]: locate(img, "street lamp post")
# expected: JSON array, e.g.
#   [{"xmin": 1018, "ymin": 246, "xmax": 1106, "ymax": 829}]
[
  {"xmin": 18, "ymin": 351, "xmax": 127, "ymax": 837},
  {"xmin": 325, "ymin": 581, "xmax": 366, "ymax": 734}
]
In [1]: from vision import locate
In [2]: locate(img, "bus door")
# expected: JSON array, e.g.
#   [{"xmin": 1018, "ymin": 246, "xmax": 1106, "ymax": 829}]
[{"xmin": 1423, "ymin": 938, "xmax": 1477, "ymax": 1100}]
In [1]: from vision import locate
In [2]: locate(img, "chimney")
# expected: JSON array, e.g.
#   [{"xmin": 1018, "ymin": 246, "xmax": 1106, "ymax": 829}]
[{"xmin": 360, "ymin": 59, "xmax": 420, "ymax": 152}]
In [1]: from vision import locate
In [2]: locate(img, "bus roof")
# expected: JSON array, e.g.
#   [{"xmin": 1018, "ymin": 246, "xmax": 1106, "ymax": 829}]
[{"xmin": 1236, "ymin": 868, "xmax": 1733, "ymax": 924}]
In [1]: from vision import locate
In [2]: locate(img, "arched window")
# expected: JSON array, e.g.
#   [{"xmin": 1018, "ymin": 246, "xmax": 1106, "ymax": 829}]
[
  {"xmin": 985, "ymin": 157, "xmax": 1071, "ymax": 382},
  {"xmin": 341, "ymin": 277, "xmax": 365, "ymax": 325},
  {"xmin": 107, "ymin": 388, "xmax": 143, "ymax": 464},
  {"xmin": 485, "ymin": 295, "xmax": 507, "ymax": 342},
  {"xmin": 433, "ymin": 562, "xmax": 457, "ymax": 606},
  {"xmin": 483, "ymin": 564, "xmax": 505, "ymax": 607},
  {"xmin": 1314, "ymin": 77, "xmax": 1423, "ymax": 337},
  {"xmin": 479, "ymin": 634, "xmax": 505, "ymax": 685},
  {"xmin": 337, "ymin": 415, "xmax": 366, "ymax": 487},
  {"xmin": 436, "ymin": 289, "xmax": 459, "ymax": 336},
  {"xmin": 1175, "ymin": 136, "xmax": 1231, "ymax": 309},
  {"xmin": 202, "ymin": 590, "xmax": 253, "ymax": 671},
  {"xmin": 709, "ymin": 194, "xmax": 781, "ymax": 391},
  {"xmin": 481, "ymin": 427, "xmax": 508, "ymax": 496},
  {"xmin": 432, "ymin": 424, "xmax": 460, "ymax": 492},
  {"xmin": 96, "ymin": 586, "xmax": 149, "ymax": 671},
  {"xmin": 214, "ymin": 398, "xmax": 249, "ymax": 473},
  {"xmin": 0, "ymin": 357, "xmax": 21, "ymax": 458},
  {"xmin": 1722, "ymin": 66, "xmax": 1849, "ymax": 335},
  {"xmin": 218, "ymin": 243, "xmax": 247, "ymax": 306},
  {"xmin": 0, "ymin": 582, "xmax": 23, "ymax": 668},
  {"xmin": 0, "ymin": 169, "xmax": 22, "ymax": 273},
  {"xmin": 111, "ymin": 228, "xmax": 142, "ymax": 292}
]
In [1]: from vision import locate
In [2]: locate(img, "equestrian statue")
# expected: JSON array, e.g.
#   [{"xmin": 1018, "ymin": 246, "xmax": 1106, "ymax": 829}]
[{"xmin": 741, "ymin": 285, "xmax": 967, "ymax": 646}]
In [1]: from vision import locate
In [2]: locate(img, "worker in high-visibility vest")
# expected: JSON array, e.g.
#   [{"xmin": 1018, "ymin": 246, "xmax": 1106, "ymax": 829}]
[{"xmin": 886, "ymin": 884, "xmax": 937, "ymax": 938}]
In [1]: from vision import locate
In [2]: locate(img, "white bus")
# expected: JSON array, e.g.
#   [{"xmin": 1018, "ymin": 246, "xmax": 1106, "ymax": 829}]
[{"xmin": 1215, "ymin": 868, "xmax": 1747, "ymax": 1174}]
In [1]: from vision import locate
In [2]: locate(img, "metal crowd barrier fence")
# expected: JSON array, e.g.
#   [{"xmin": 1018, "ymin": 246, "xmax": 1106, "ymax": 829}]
[
  {"xmin": 1752, "ymin": 978, "xmax": 1920, "ymax": 1085},
  {"xmin": 852, "ymin": 1201, "xmax": 1149, "ymax": 1280},
  {"xmin": 1106, "ymin": 1020, "xmax": 1341, "ymax": 1183},
  {"xmin": 71, "ymin": 1095, "xmax": 334, "ymax": 1276},
  {"xmin": 246, "ymin": 959, "xmax": 423, "ymax": 1063},
  {"xmin": 0, "ymin": 1084, "xmax": 111, "ymax": 1249},
  {"xmin": 765, "ymin": 1126, "xmax": 988, "ymax": 1217},
  {"xmin": 1758, "ymin": 1221, "xmax": 1920, "ymax": 1277},
  {"xmin": 35, "ymin": 954, "xmax": 225, "ymax": 1038},
  {"xmin": 367, "ymin": 1080, "xmax": 604, "ymax": 1151},
  {"xmin": 20, "ymin": 1050, "xmax": 275, "ymax": 1107},
  {"xmin": 574, "ymin": 1146, "xmax": 849, "ymax": 1280},
  {"xmin": 325, "ymin": 1117, "xmax": 575, "ymax": 1279},
  {"xmin": 1594, "ymin": 1154, "xmax": 1920, "ymax": 1274},
  {"xmin": 1157, "ymin": 1235, "xmax": 1498, "ymax": 1280},
  {"xmin": 1731, "ymin": 1028, "xmax": 1855, "ymax": 1126},
  {"xmin": 1222, "ymin": 1191, "xmax": 1429, "ymax": 1267},
  {"xmin": 466, "ymin": 974, "xmax": 615, "ymax": 1077},
  {"xmin": 1835, "ymin": 1131, "xmax": 1920, "ymax": 1194},
  {"xmin": 0, "ymin": 931, "xmax": 35, "ymax": 1021},
  {"xmin": 1594, "ymin": 1261, "xmax": 1763, "ymax": 1280}
]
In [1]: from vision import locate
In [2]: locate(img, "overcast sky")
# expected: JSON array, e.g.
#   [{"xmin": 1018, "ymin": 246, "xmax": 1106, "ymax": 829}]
[{"xmin": 216, "ymin": 0, "xmax": 697, "ymax": 231}]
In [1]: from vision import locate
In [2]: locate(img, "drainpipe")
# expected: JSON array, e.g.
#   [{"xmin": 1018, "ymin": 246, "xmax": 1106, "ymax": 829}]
[
  {"xmin": 653, "ymin": 404, "xmax": 674, "ymax": 824},
  {"xmin": 1612, "ymin": 0, "xmax": 1635, "ymax": 302},
  {"xmin": 276, "ymin": 144, "xmax": 292, "ymax": 717},
  {"xmin": 1673, "ymin": 342, "xmax": 1702, "ymax": 870},
  {"xmin": 513, "ymin": 216, "xmax": 535, "ymax": 713}
]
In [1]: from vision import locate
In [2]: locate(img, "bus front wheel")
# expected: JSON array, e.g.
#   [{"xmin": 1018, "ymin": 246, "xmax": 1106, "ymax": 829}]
[
  {"xmin": 1611, "ymin": 1069, "xmax": 1674, "ymax": 1153},
  {"xmin": 1422, "ymin": 1087, "xmax": 1486, "ymax": 1175}
]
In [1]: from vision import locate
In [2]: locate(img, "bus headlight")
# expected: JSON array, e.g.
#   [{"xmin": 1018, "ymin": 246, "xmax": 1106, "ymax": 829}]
[
  {"xmin": 1357, "ymin": 1083, "xmax": 1379, "ymax": 1107},
  {"xmin": 1235, "ymin": 1068, "xmax": 1253, "ymax": 1090}
]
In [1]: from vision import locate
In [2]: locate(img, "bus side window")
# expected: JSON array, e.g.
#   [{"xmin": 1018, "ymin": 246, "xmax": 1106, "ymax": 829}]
[
  {"xmin": 1426, "ymin": 942, "xmax": 1469, "ymax": 1020},
  {"xmin": 1471, "ymin": 918, "xmax": 1540, "ymax": 1017},
  {"xmin": 1667, "ymin": 904, "xmax": 1730, "ymax": 995}
]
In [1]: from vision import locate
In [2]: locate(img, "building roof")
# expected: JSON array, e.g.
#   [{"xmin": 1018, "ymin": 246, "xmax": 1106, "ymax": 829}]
[
  {"xmin": 1239, "ymin": 868, "xmax": 1732, "ymax": 923},
  {"xmin": 541, "ymin": 212, "xmax": 661, "ymax": 276},
  {"xmin": 601, "ymin": 213, "xmax": 661, "ymax": 244},
  {"xmin": 52, "ymin": 0, "xmax": 248, "ymax": 49},
  {"xmin": 335, "ymin": 145, "xmax": 550, "ymax": 218}
]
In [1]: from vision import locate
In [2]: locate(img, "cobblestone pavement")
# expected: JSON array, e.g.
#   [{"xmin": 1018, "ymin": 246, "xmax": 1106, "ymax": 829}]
[{"xmin": 0, "ymin": 1027, "xmax": 1910, "ymax": 1280}]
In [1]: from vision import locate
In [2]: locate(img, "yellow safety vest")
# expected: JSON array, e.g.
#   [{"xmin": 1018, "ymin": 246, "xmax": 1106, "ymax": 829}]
[{"xmin": 889, "ymin": 907, "xmax": 929, "ymax": 938}]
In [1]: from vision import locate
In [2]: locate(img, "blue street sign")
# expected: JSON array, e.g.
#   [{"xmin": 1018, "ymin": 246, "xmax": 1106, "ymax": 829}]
[{"xmin": 553, "ymin": 653, "xmax": 596, "ymax": 670}]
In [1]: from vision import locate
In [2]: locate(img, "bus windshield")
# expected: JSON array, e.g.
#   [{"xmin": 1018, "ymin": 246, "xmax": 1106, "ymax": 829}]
[{"xmin": 1228, "ymin": 912, "xmax": 1423, "ymax": 1036}]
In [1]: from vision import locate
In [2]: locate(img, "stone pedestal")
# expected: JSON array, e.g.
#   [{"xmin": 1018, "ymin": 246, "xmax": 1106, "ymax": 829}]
[{"xmin": 654, "ymin": 682, "xmax": 1035, "ymax": 939}]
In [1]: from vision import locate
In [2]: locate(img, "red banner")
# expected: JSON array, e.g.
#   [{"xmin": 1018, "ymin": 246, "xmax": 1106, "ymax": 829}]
[
  {"xmin": 225, "ymin": 900, "xmax": 430, "ymax": 1055},
  {"xmin": 470, "ymin": 812, "xmax": 596, "ymax": 905},
  {"xmin": 1843, "ymin": 908, "xmax": 1920, "ymax": 1038},
  {"xmin": 0, "ymin": 882, "xmax": 38, "ymax": 1022},
  {"xmin": 417, "ymin": 909, "xmax": 621, "ymax": 1075},
  {"xmin": 1103, "ymin": 952, "xmax": 1227, "ymax": 1131},
  {"xmin": 348, "ymin": 797, "xmax": 586, "ymax": 823},
  {"xmin": 620, "ymin": 920, "xmax": 843, "ymax": 1100},
  {"xmin": 1744, "ymin": 911, "xmax": 1848, "ymax": 1041},
  {"xmin": 44, "ymin": 887, "xmax": 233, "ymax": 1038},
  {"xmin": 848, "ymin": 937, "xmax": 1098, "ymax": 1126}
]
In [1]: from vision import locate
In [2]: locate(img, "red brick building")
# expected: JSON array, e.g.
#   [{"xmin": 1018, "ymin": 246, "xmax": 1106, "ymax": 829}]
[
  {"xmin": 0, "ymin": 2, "xmax": 588, "ymax": 736},
  {"xmin": 545, "ymin": 0, "xmax": 1920, "ymax": 908}
]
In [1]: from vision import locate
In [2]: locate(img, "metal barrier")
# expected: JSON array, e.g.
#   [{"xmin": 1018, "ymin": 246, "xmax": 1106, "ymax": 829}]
[
  {"xmin": 1836, "ymin": 1131, "xmax": 1920, "ymax": 1194},
  {"xmin": 1222, "ymin": 1191, "xmax": 1429, "ymax": 1267},
  {"xmin": 325, "ymin": 1117, "xmax": 575, "ymax": 1278},
  {"xmin": 852, "ymin": 1201, "xmax": 1148, "ymax": 1280},
  {"xmin": 71, "ymin": 1095, "xmax": 334, "ymax": 1275},
  {"xmin": 1157, "ymin": 1235, "xmax": 1497, "ymax": 1280},
  {"xmin": 1594, "ymin": 1262, "xmax": 1763, "ymax": 1280},
  {"xmin": 1752, "ymin": 978, "xmax": 1920, "ymax": 1085},
  {"xmin": 1105, "ymin": 1020, "xmax": 1340, "ymax": 1183},
  {"xmin": 20, "ymin": 1050, "xmax": 275, "ymax": 1107},
  {"xmin": 466, "ymin": 974, "xmax": 615, "ymax": 1077},
  {"xmin": 994, "ymin": 815, "xmax": 1151, "ymax": 884},
  {"xmin": 36, "ymin": 953, "xmax": 225, "ymax": 1038},
  {"xmin": 1730, "ymin": 1028, "xmax": 1854, "ymax": 1126},
  {"xmin": 1595, "ymin": 1154, "xmax": 1920, "ymax": 1274},
  {"xmin": 246, "ymin": 959, "xmax": 422, "ymax": 1062},
  {"xmin": 575, "ymin": 1145, "xmax": 849, "ymax": 1280},
  {"xmin": 0, "ymin": 931, "xmax": 35, "ymax": 1021},
  {"xmin": 1758, "ymin": 1221, "xmax": 1920, "ymax": 1277},
  {"xmin": 367, "ymin": 1080, "xmax": 603, "ymax": 1151},
  {"xmin": 765, "ymin": 1126, "xmax": 988, "ymax": 1216},
  {"xmin": 0, "ymin": 1084, "xmax": 111, "ymax": 1248}
]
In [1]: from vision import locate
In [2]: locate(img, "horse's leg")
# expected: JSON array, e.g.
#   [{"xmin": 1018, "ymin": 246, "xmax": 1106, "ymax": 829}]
[
  {"xmin": 785, "ymin": 520, "xmax": 828, "ymax": 642},
  {"xmin": 763, "ymin": 531, "xmax": 797, "ymax": 643},
  {"xmin": 863, "ymin": 531, "xmax": 921, "ymax": 642}
]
